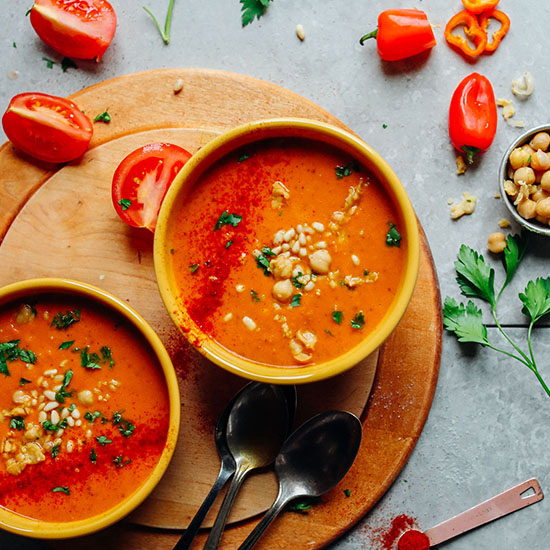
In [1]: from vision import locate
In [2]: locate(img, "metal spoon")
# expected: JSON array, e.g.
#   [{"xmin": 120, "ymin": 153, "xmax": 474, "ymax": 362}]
[
  {"xmin": 203, "ymin": 383, "xmax": 293, "ymax": 550},
  {"xmin": 237, "ymin": 410, "xmax": 362, "ymax": 550}
]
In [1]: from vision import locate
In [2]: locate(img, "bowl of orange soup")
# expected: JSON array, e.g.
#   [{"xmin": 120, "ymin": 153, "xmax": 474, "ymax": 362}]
[
  {"xmin": 155, "ymin": 118, "xmax": 419, "ymax": 383},
  {"xmin": 0, "ymin": 278, "xmax": 180, "ymax": 538}
]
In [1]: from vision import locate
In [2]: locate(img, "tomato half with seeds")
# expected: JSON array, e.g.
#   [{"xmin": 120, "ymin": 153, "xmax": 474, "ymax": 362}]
[
  {"xmin": 112, "ymin": 143, "xmax": 192, "ymax": 232},
  {"xmin": 2, "ymin": 92, "xmax": 93, "ymax": 163},
  {"xmin": 30, "ymin": 0, "xmax": 117, "ymax": 61}
]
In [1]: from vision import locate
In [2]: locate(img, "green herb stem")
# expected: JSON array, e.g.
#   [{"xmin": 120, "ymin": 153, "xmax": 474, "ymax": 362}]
[
  {"xmin": 491, "ymin": 307, "xmax": 531, "ymax": 366},
  {"xmin": 143, "ymin": 0, "xmax": 175, "ymax": 44}
]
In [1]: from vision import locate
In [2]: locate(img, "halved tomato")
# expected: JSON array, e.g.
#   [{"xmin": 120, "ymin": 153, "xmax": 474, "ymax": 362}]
[
  {"xmin": 2, "ymin": 92, "xmax": 93, "ymax": 163},
  {"xmin": 30, "ymin": 0, "xmax": 117, "ymax": 61},
  {"xmin": 112, "ymin": 143, "xmax": 192, "ymax": 232}
]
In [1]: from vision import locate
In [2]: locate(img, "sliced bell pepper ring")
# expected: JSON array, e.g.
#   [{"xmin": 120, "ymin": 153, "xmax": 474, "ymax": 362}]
[
  {"xmin": 479, "ymin": 10, "xmax": 510, "ymax": 53},
  {"xmin": 461, "ymin": 0, "xmax": 500, "ymax": 15},
  {"xmin": 445, "ymin": 10, "xmax": 487, "ymax": 57}
]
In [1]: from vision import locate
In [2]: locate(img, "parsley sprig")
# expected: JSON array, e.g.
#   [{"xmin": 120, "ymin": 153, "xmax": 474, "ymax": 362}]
[
  {"xmin": 443, "ymin": 234, "xmax": 550, "ymax": 397},
  {"xmin": 240, "ymin": 0, "xmax": 273, "ymax": 27}
]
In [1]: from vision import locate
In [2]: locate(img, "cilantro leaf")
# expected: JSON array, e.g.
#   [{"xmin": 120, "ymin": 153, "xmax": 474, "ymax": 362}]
[
  {"xmin": 332, "ymin": 311, "xmax": 342, "ymax": 324},
  {"xmin": 81, "ymin": 347, "xmax": 102, "ymax": 370},
  {"xmin": 52, "ymin": 444, "xmax": 60, "ymax": 459},
  {"xmin": 55, "ymin": 370, "xmax": 73, "ymax": 404},
  {"xmin": 255, "ymin": 252, "xmax": 272, "ymax": 276},
  {"xmin": 443, "ymin": 297, "xmax": 490, "ymax": 346},
  {"xmin": 386, "ymin": 223, "xmax": 402, "ymax": 248},
  {"xmin": 519, "ymin": 278, "xmax": 550, "ymax": 323},
  {"xmin": 290, "ymin": 294, "xmax": 302, "ymax": 308},
  {"xmin": 52, "ymin": 486, "xmax": 70, "ymax": 495},
  {"xmin": 96, "ymin": 436, "xmax": 112, "ymax": 446},
  {"xmin": 59, "ymin": 340, "xmax": 74, "ymax": 350},
  {"xmin": 240, "ymin": 0, "xmax": 273, "ymax": 27},
  {"xmin": 501, "ymin": 233, "xmax": 528, "ymax": 294},
  {"xmin": 10, "ymin": 416, "xmax": 25, "ymax": 431},
  {"xmin": 100, "ymin": 346, "xmax": 115, "ymax": 368},
  {"xmin": 335, "ymin": 161, "xmax": 359, "ymax": 179},
  {"xmin": 351, "ymin": 312, "xmax": 365, "ymax": 329},
  {"xmin": 261, "ymin": 246, "xmax": 276, "ymax": 257},
  {"xmin": 454, "ymin": 245, "xmax": 495, "ymax": 307},
  {"xmin": 51, "ymin": 309, "xmax": 80, "ymax": 329},
  {"xmin": 93, "ymin": 111, "xmax": 111, "ymax": 123},
  {"xmin": 214, "ymin": 210, "xmax": 242, "ymax": 231}
]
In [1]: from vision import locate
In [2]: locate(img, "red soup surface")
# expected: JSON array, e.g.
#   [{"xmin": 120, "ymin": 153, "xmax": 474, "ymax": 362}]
[
  {"xmin": 169, "ymin": 137, "xmax": 406, "ymax": 367},
  {"xmin": 0, "ymin": 294, "xmax": 169, "ymax": 522}
]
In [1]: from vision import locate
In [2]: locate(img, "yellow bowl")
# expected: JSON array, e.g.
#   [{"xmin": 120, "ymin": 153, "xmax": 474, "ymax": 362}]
[
  {"xmin": 154, "ymin": 118, "xmax": 420, "ymax": 384},
  {"xmin": 0, "ymin": 278, "xmax": 180, "ymax": 539}
]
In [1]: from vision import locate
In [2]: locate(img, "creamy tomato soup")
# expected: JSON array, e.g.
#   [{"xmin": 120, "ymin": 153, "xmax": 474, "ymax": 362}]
[
  {"xmin": 0, "ymin": 294, "xmax": 169, "ymax": 522},
  {"xmin": 169, "ymin": 138, "xmax": 406, "ymax": 367}
]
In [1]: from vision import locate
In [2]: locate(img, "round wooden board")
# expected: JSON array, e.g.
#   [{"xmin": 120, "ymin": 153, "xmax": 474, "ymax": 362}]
[{"xmin": 0, "ymin": 69, "xmax": 441, "ymax": 550}]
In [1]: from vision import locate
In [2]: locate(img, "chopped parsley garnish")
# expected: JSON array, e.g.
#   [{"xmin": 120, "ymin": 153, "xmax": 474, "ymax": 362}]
[
  {"xmin": 59, "ymin": 340, "xmax": 75, "ymax": 350},
  {"xmin": 10, "ymin": 416, "xmax": 25, "ymax": 431},
  {"xmin": 225, "ymin": 240, "xmax": 233, "ymax": 249},
  {"xmin": 94, "ymin": 111, "xmax": 111, "ymax": 123},
  {"xmin": 238, "ymin": 153, "xmax": 250, "ymax": 162},
  {"xmin": 42, "ymin": 419, "xmax": 68, "ymax": 431},
  {"xmin": 80, "ymin": 346, "xmax": 102, "ymax": 370},
  {"xmin": 113, "ymin": 455, "xmax": 131, "ymax": 468},
  {"xmin": 42, "ymin": 56, "xmax": 55, "ymax": 69},
  {"xmin": 118, "ymin": 198, "xmax": 132, "ymax": 211},
  {"xmin": 213, "ymin": 210, "xmax": 243, "ymax": 231},
  {"xmin": 325, "ymin": 329, "xmax": 334, "ymax": 337},
  {"xmin": 292, "ymin": 273, "xmax": 304, "ymax": 289},
  {"xmin": 52, "ymin": 486, "xmax": 70, "ymax": 495},
  {"xmin": 290, "ymin": 294, "xmax": 302, "ymax": 308},
  {"xmin": 113, "ymin": 411, "xmax": 136, "ymax": 438},
  {"xmin": 386, "ymin": 222, "xmax": 402, "ymax": 248},
  {"xmin": 351, "ymin": 312, "xmax": 365, "ymax": 329},
  {"xmin": 170, "ymin": 248, "xmax": 175, "ymax": 254},
  {"xmin": 51, "ymin": 309, "xmax": 80, "ymax": 329},
  {"xmin": 382, "ymin": 123, "xmax": 388, "ymax": 129},
  {"xmin": 255, "ymin": 252, "xmax": 272, "ymax": 276},
  {"xmin": 68, "ymin": 403, "xmax": 76, "ymax": 412},
  {"xmin": 100, "ymin": 346, "xmax": 115, "ymax": 368},
  {"xmin": 85, "ymin": 410, "xmax": 106, "ymax": 424},
  {"xmin": 335, "ymin": 160, "xmax": 359, "ymax": 179},
  {"xmin": 344, "ymin": 489, "xmax": 352, "ymax": 497},
  {"xmin": 363, "ymin": 269, "xmax": 370, "ymax": 276},
  {"xmin": 55, "ymin": 369, "xmax": 74, "ymax": 403},
  {"xmin": 189, "ymin": 264, "xmax": 199, "ymax": 274},
  {"xmin": 261, "ymin": 246, "xmax": 276, "ymax": 257},
  {"xmin": 251, "ymin": 290, "xmax": 261, "ymax": 302},
  {"xmin": 240, "ymin": 0, "xmax": 273, "ymax": 26},
  {"xmin": 90, "ymin": 448, "xmax": 97, "ymax": 464},
  {"xmin": 288, "ymin": 497, "xmax": 321, "ymax": 513},
  {"xmin": 61, "ymin": 57, "xmax": 77, "ymax": 72},
  {"xmin": 19, "ymin": 377, "xmax": 31, "ymax": 386},
  {"xmin": 331, "ymin": 311, "xmax": 343, "ymax": 324},
  {"xmin": 528, "ymin": 155, "xmax": 532, "ymax": 164},
  {"xmin": 0, "ymin": 340, "xmax": 37, "ymax": 376},
  {"xmin": 52, "ymin": 444, "xmax": 60, "ymax": 459},
  {"xmin": 96, "ymin": 436, "xmax": 112, "ymax": 446},
  {"xmin": 18, "ymin": 349, "xmax": 37, "ymax": 364},
  {"xmin": 13, "ymin": 42, "xmax": 16, "ymax": 48}
]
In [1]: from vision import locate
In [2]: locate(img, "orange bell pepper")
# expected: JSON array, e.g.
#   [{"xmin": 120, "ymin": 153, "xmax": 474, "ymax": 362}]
[
  {"xmin": 461, "ymin": 0, "xmax": 500, "ymax": 14},
  {"xmin": 445, "ymin": 10, "xmax": 487, "ymax": 57},
  {"xmin": 479, "ymin": 10, "xmax": 510, "ymax": 53}
]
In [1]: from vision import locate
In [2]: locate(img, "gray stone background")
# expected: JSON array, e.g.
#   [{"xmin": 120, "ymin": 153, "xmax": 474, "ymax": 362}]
[{"xmin": 1, "ymin": 0, "xmax": 550, "ymax": 548}]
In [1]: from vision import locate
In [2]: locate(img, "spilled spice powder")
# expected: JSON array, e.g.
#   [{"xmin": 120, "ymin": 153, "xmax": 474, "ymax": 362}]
[{"xmin": 373, "ymin": 514, "xmax": 416, "ymax": 549}]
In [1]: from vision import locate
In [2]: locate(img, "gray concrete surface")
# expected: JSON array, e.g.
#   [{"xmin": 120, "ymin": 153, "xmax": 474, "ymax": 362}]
[{"xmin": 1, "ymin": 1, "xmax": 550, "ymax": 548}]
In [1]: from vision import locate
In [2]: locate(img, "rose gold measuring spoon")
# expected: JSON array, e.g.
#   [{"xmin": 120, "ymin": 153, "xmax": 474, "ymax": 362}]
[{"xmin": 397, "ymin": 478, "xmax": 543, "ymax": 550}]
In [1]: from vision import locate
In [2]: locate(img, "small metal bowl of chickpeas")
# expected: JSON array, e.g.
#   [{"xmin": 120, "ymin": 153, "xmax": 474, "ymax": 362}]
[{"xmin": 499, "ymin": 124, "xmax": 550, "ymax": 236}]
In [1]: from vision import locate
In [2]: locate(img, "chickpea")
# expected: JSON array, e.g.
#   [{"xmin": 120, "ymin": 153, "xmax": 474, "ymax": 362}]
[
  {"xmin": 535, "ymin": 197, "xmax": 550, "ymax": 218},
  {"xmin": 272, "ymin": 279, "xmax": 293, "ymax": 302},
  {"xmin": 514, "ymin": 166, "xmax": 535, "ymax": 186},
  {"xmin": 309, "ymin": 249, "xmax": 332, "ymax": 274},
  {"xmin": 522, "ymin": 144, "xmax": 536, "ymax": 156},
  {"xmin": 530, "ymin": 150, "xmax": 550, "ymax": 171},
  {"xmin": 509, "ymin": 147, "xmax": 530, "ymax": 169},
  {"xmin": 517, "ymin": 199, "xmax": 537, "ymax": 219},
  {"xmin": 487, "ymin": 232, "xmax": 507, "ymax": 254},
  {"xmin": 541, "ymin": 171, "xmax": 550, "ymax": 192},
  {"xmin": 532, "ymin": 188, "xmax": 549, "ymax": 202},
  {"xmin": 78, "ymin": 390, "xmax": 94, "ymax": 407},
  {"xmin": 529, "ymin": 132, "xmax": 550, "ymax": 152}
]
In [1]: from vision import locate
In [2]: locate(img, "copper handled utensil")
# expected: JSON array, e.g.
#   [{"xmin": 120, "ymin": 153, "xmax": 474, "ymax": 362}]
[{"xmin": 397, "ymin": 478, "xmax": 544, "ymax": 549}]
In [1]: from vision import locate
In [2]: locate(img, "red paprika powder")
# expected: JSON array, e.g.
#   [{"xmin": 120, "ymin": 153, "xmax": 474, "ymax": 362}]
[{"xmin": 397, "ymin": 529, "xmax": 431, "ymax": 550}]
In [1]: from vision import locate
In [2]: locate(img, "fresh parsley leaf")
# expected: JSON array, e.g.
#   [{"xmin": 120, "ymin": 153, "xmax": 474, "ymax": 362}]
[
  {"xmin": 292, "ymin": 273, "xmax": 304, "ymax": 289},
  {"xmin": 90, "ymin": 448, "xmax": 97, "ymax": 464},
  {"xmin": 225, "ymin": 240, "xmax": 233, "ymax": 249},
  {"xmin": 454, "ymin": 245, "xmax": 495, "ymax": 307},
  {"xmin": 261, "ymin": 246, "xmax": 276, "ymax": 257},
  {"xmin": 351, "ymin": 312, "xmax": 365, "ymax": 329},
  {"xmin": 240, "ymin": 0, "xmax": 273, "ymax": 27},
  {"xmin": 42, "ymin": 56, "xmax": 55, "ymax": 69},
  {"xmin": 238, "ymin": 153, "xmax": 250, "ymax": 162},
  {"xmin": 335, "ymin": 160, "xmax": 359, "ymax": 179},
  {"xmin": 251, "ymin": 290, "xmax": 261, "ymax": 302},
  {"xmin": 519, "ymin": 278, "xmax": 550, "ymax": 323},
  {"xmin": 118, "ymin": 198, "xmax": 132, "ymax": 211},
  {"xmin": 19, "ymin": 377, "xmax": 31, "ymax": 386},
  {"xmin": 189, "ymin": 264, "xmax": 199, "ymax": 274},
  {"xmin": 68, "ymin": 403, "xmax": 76, "ymax": 412},
  {"xmin": 61, "ymin": 57, "xmax": 77, "ymax": 72},
  {"xmin": 363, "ymin": 269, "xmax": 370, "ymax": 276},
  {"xmin": 344, "ymin": 489, "xmax": 352, "ymax": 497},
  {"xmin": 112, "ymin": 411, "xmax": 135, "ymax": 438},
  {"xmin": 59, "ymin": 340, "xmax": 75, "ymax": 350},
  {"xmin": 501, "ymin": 233, "xmax": 528, "ymax": 295},
  {"xmin": 52, "ymin": 444, "xmax": 60, "ymax": 459},
  {"xmin": 255, "ymin": 252, "xmax": 272, "ymax": 276},
  {"xmin": 85, "ymin": 411, "xmax": 105, "ymax": 424},
  {"xmin": 143, "ymin": 0, "xmax": 175, "ymax": 44},
  {"xmin": 100, "ymin": 346, "xmax": 115, "ymax": 368},
  {"xmin": 18, "ymin": 349, "xmax": 36, "ymax": 364},
  {"xmin": 332, "ymin": 311, "xmax": 343, "ymax": 324},
  {"xmin": 51, "ymin": 309, "xmax": 80, "ymax": 329},
  {"xmin": 96, "ymin": 436, "xmax": 112, "ymax": 446},
  {"xmin": 287, "ymin": 497, "xmax": 321, "ymax": 513},
  {"xmin": 386, "ymin": 222, "xmax": 402, "ymax": 248},
  {"xmin": 290, "ymin": 294, "xmax": 302, "ymax": 307},
  {"xmin": 113, "ymin": 455, "xmax": 131, "ymax": 468},
  {"xmin": 214, "ymin": 210, "xmax": 242, "ymax": 231},
  {"xmin": 10, "ymin": 416, "xmax": 25, "ymax": 431},
  {"xmin": 42, "ymin": 419, "xmax": 68, "ymax": 431},
  {"xmin": 442, "ymin": 297, "xmax": 490, "ymax": 346},
  {"xmin": 13, "ymin": 42, "xmax": 16, "ymax": 48},
  {"xmin": 81, "ymin": 346, "xmax": 102, "ymax": 370},
  {"xmin": 55, "ymin": 370, "xmax": 74, "ymax": 404},
  {"xmin": 52, "ymin": 486, "xmax": 70, "ymax": 495},
  {"xmin": 382, "ymin": 123, "xmax": 388, "ymax": 129},
  {"xmin": 0, "ymin": 340, "xmax": 37, "ymax": 376},
  {"xmin": 325, "ymin": 329, "xmax": 334, "ymax": 337},
  {"xmin": 94, "ymin": 111, "xmax": 111, "ymax": 123}
]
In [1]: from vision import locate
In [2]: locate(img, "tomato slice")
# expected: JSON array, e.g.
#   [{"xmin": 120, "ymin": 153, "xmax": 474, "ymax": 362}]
[
  {"xmin": 2, "ymin": 92, "xmax": 93, "ymax": 163},
  {"xmin": 30, "ymin": 0, "xmax": 117, "ymax": 61},
  {"xmin": 112, "ymin": 143, "xmax": 192, "ymax": 232}
]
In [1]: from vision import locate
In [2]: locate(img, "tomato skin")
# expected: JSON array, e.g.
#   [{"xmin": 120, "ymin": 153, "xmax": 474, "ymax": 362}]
[
  {"xmin": 449, "ymin": 73, "xmax": 497, "ymax": 162},
  {"xmin": 112, "ymin": 143, "xmax": 192, "ymax": 232},
  {"xmin": 30, "ymin": 0, "xmax": 117, "ymax": 61},
  {"xmin": 2, "ymin": 92, "xmax": 93, "ymax": 163}
]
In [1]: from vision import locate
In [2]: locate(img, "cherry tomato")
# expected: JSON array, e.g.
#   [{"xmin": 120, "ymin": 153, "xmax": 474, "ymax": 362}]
[
  {"xmin": 2, "ymin": 92, "xmax": 93, "ymax": 163},
  {"xmin": 30, "ymin": 0, "xmax": 117, "ymax": 61},
  {"xmin": 112, "ymin": 143, "xmax": 192, "ymax": 232}
]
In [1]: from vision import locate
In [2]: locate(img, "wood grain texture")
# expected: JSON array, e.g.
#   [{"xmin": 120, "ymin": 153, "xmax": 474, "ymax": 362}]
[{"xmin": 0, "ymin": 69, "xmax": 441, "ymax": 549}]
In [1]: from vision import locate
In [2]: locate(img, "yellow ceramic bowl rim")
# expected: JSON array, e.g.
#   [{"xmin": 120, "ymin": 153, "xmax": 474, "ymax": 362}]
[
  {"xmin": 155, "ymin": 117, "xmax": 420, "ymax": 384},
  {"xmin": 0, "ymin": 278, "xmax": 180, "ymax": 539}
]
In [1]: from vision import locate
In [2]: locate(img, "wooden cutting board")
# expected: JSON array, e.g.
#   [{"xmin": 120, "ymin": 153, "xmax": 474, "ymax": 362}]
[{"xmin": 0, "ymin": 69, "xmax": 442, "ymax": 550}]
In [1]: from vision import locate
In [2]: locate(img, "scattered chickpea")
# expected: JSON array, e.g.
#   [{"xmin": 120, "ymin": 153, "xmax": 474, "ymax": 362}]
[
  {"xmin": 517, "ymin": 199, "xmax": 537, "ymax": 219},
  {"xmin": 487, "ymin": 232, "xmax": 507, "ymax": 254},
  {"xmin": 529, "ymin": 132, "xmax": 550, "ymax": 152}
]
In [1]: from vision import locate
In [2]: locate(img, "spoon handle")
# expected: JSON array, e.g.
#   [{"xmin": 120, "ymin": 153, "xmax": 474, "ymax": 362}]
[
  {"xmin": 173, "ymin": 460, "xmax": 235, "ymax": 550},
  {"xmin": 425, "ymin": 478, "xmax": 544, "ymax": 546},
  {"xmin": 237, "ymin": 492, "xmax": 289, "ymax": 550},
  {"xmin": 203, "ymin": 467, "xmax": 248, "ymax": 550}
]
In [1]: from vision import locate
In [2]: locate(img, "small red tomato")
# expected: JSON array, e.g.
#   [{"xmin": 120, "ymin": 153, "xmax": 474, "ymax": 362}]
[
  {"xmin": 2, "ymin": 92, "xmax": 93, "ymax": 163},
  {"xmin": 30, "ymin": 0, "xmax": 117, "ymax": 61},
  {"xmin": 112, "ymin": 143, "xmax": 192, "ymax": 232}
]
